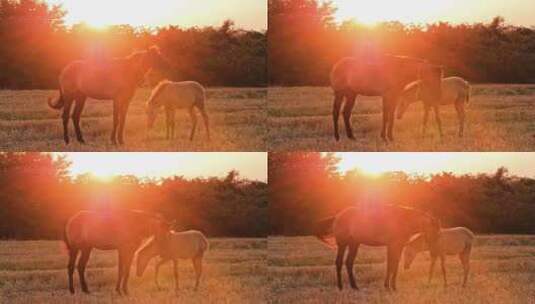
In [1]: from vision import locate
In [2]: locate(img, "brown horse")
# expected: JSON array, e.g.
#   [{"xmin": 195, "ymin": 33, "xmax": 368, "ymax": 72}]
[
  {"xmin": 48, "ymin": 46, "xmax": 168, "ymax": 145},
  {"xmin": 63, "ymin": 209, "xmax": 170, "ymax": 295},
  {"xmin": 314, "ymin": 204, "xmax": 440, "ymax": 291},
  {"xmin": 330, "ymin": 55, "xmax": 443, "ymax": 142}
]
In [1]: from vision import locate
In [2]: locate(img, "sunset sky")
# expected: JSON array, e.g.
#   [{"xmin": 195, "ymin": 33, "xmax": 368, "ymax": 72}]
[
  {"xmin": 331, "ymin": 0, "xmax": 535, "ymax": 26},
  {"xmin": 56, "ymin": 153, "xmax": 267, "ymax": 181},
  {"xmin": 336, "ymin": 153, "xmax": 535, "ymax": 177},
  {"xmin": 47, "ymin": 0, "xmax": 266, "ymax": 29}
]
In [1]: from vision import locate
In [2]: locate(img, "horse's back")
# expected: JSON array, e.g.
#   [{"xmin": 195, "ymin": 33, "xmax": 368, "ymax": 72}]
[
  {"xmin": 165, "ymin": 230, "xmax": 208, "ymax": 258},
  {"xmin": 65, "ymin": 210, "xmax": 157, "ymax": 250}
]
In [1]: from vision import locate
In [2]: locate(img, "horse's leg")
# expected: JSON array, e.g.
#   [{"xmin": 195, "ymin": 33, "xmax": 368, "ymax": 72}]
[
  {"xmin": 189, "ymin": 107, "xmax": 198, "ymax": 141},
  {"xmin": 170, "ymin": 108, "xmax": 176, "ymax": 139},
  {"xmin": 193, "ymin": 256, "xmax": 203, "ymax": 291},
  {"xmin": 332, "ymin": 91, "xmax": 344, "ymax": 141},
  {"xmin": 77, "ymin": 247, "xmax": 92, "ymax": 294},
  {"xmin": 335, "ymin": 242, "xmax": 348, "ymax": 290},
  {"xmin": 422, "ymin": 105, "xmax": 430, "ymax": 137},
  {"xmin": 345, "ymin": 242, "xmax": 359, "ymax": 290},
  {"xmin": 117, "ymin": 100, "xmax": 131, "ymax": 145},
  {"xmin": 72, "ymin": 95, "xmax": 87, "ymax": 144},
  {"xmin": 455, "ymin": 102, "xmax": 465, "ymax": 137},
  {"xmin": 388, "ymin": 245, "xmax": 403, "ymax": 291},
  {"xmin": 440, "ymin": 254, "xmax": 447, "ymax": 287},
  {"xmin": 62, "ymin": 97, "xmax": 74, "ymax": 144},
  {"xmin": 111, "ymin": 99, "xmax": 120, "ymax": 145},
  {"xmin": 116, "ymin": 250, "xmax": 124, "ymax": 295},
  {"xmin": 428, "ymin": 254, "xmax": 436, "ymax": 284},
  {"xmin": 381, "ymin": 97, "xmax": 388, "ymax": 141},
  {"xmin": 343, "ymin": 92, "xmax": 357, "ymax": 140},
  {"xmin": 386, "ymin": 97, "xmax": 397, "ymax": 142},
  {"xmin": 165, "ymin": 107, "xmax": 171, "ymax": 140},
  {"xmin": 433, "ymin": 106, "xmax": 443, "ymax": 138},
  {"xmin": 154, "ymin": 259, "xmax": 167, "ymax": 290},
  {"xmin": 384, "ymin": 247, "xmax": 392, "ymax": 290},
  {"xmin": 67, "ymin": 247, "xmax": 79, "ymax": 294},
  {"xmin": 121, "ymin": 249, "xmax": 135, "ymax": 295},
  {"xmin": 172, "ymin": 259, "xmax": 179, "ymax": 292}
]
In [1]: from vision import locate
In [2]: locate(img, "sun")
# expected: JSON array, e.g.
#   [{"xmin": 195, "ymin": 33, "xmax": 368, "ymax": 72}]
[{"xmin": 331, "ymin": 0, "xmax": 456, "ymax": 25}]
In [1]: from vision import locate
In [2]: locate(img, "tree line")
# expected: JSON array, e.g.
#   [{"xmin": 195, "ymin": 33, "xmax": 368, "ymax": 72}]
[
  {"xmin": 0, "ymin": 153, "xmax": 268, "ymax": 239},
  {"xmin": 269, "ymin": 152, "xmax": 535, "ymax": 235},
  {"xmin": 0, "ymin": 0, "xmax": 266, "ymax": 89},
  {"xmin": 268, "ymin": 0, "xmax": 535, "ymax": 85}
]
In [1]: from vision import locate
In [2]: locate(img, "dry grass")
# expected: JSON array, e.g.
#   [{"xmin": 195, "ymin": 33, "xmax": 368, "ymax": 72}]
[
  {"xmin": 0, "ymin": 238, "xmax": 267, "ymax": 303},
  {"xmin": 268, "ymin": 235, "xmax": 535, "ymax": 303},
  {"xmin": 0, "ymin": 87, "xmax": 267, "ymax": 151},
  {"xmin": 268, "ymin": 85, "xmax": 535, "ymax": 151}
]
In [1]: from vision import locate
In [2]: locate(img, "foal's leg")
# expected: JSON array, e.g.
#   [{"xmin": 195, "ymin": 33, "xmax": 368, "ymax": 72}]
[
  {"xmin": 67, "ymin": 247, "xmax": 80, "ymax": 294},
  {"xmin": 455, "ymin": 102, "xmax": 465, "ymax": 137},
  {"xmin": 381, "ymin": 97, "xmax": 388, "ymax": 141},
  {"xmin": 335, "ymin": 242, "xmax": 348, "ymax": 290},
  {"xmin": 386, "ymin": 97, "xmax": 397, "ymax": 142},
  {"xmin": 77, "ymin": 247, "xmax": 92, "ymax": 294},
  {"xmin": 72, "ymin": 95, "xmax": 87, "ymax": 144},
  {"xmin": 62, "ymin": 97, "xmax": 74, "ymax": 144},
  {"xmin": 428, "ymin": 255, "xmax": 436, "ymax": 284},
  {"xmin": 342, "ymin": 93, "xmax": 357, "ymax": 140},
  {"xmin": 345, "ymin": 242, "xmax": 360, "ymax": 290},
  {"xmin": 440, "ymin": 254, "xmax": 447, "ymax": 287},
  {"xmin": 154, "ymin": 259, "xmax": 168, "ymax": 290},
  {"xmin": 193, "ymin": 256, "xmax": 203, "ymax": 291},
  {"xmin": 433, "ymin": 106, "xmax": 443, "ymax": 138},
  {"xmin": 189, "ymin": 107, "xmax": 198, "ymax": 141},
  {"xmin": 460, "ymin": 248, "xmax": 471, "ymax": 287},
  {"xmin": 172, "ymin": 259, "xmax": 179, "ymax": 292},
  {"xmin": 332, "ymin": 92, "xmax": 344, "ymax": 141}
]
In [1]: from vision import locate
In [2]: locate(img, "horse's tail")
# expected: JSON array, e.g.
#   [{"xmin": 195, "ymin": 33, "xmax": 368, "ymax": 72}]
[
  {"xmin": 197, "ymin": 234, "xmax": 209, "ymax": 258},
  {"xmin": 465, "ymin": 82, "xmax": 471, "ymax": 105},
  {"xmin": 194, "ymin": 86, "xmax": 210, "ymax": 140},
  {"xmin": 48, "ymin": 89, "xmax": 64, "ymax": 110},
  {"xmin": 313, "ymin": 216, "xmax": 337, "ymax": 249}
]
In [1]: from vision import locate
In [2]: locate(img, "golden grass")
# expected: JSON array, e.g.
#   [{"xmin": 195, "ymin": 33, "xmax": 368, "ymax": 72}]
[
  {"xmin": 0, "ymin": 238, "xmax": 267, "ymax": 303},
  {"xmin": 268, "ymin": 85, "xmax": 535, "ymax": 151},
  {"xmin": 267, "ymin": 235, "xmax": 535, "ymax": 303},
  {"xmin": 0, "ymin": 88, "xmax": 267, "ymax": 151}
]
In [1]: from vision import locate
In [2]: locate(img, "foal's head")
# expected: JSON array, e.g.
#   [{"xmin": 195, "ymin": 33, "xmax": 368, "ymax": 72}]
[
  {"xmin": 136, "ymin": 237, "xmax": 159, "ymax": 277},
  {"xmin": 397, "ymin": 81, "xmax": 421, "ymax": 119}
]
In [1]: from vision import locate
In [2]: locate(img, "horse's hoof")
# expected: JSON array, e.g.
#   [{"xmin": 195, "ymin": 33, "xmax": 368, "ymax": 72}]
[
  {"xmin": 347, "ymin": 135, "xmax": 356, "ymax": 141},
  {"xmin": 69, "ymin": 288, "xmax": 75, "ymax": 294},
  {"xmin": 350, "ymin": 285, "xmax": 359, "ymax": 290},
  {"xmin": 64, "ymin": 139, "xmax": 70, "ymax": 145},
  {"xmin": 82, "ymin": 289, "xmax": 90, "ymax": 294},
  {"xmin": 78, "ymin": 139, "xmax": 86, "ymax": 144}
]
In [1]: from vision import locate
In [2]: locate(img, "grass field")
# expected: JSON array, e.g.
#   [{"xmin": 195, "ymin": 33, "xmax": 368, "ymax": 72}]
[
  {"xmin": 0, "ymin": 238, "xmax": 267, "ymax": 303},
  {"xmin": 0, "ymin": 87, "xmax": 266, "ymax": 151},
  {"xmin": 268, "ymin": 235, "xmax": 535, "ymax": 303},
  {"xmin": 268, "ymin": 85, "xmax": 535, "ymax": 151}
]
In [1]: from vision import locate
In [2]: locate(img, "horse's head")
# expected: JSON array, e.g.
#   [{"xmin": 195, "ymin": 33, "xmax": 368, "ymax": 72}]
[
  {"xmin": 418, "ymin": 63, "xmax": 443, "ymax": 102},
  {"xmin": 145, "ymin": 46, "xmax": 171, "ymax": 72}
]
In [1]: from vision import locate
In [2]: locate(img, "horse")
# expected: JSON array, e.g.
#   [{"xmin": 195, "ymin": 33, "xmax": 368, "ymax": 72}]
[
  {"xmin": 146, "ymin": 80, "xmax": 210, "ymax": 141},
  {"xmin": 48, "ymin": 46, "xmax": 169, "ymax": 145},
  {"xmin": 404, "ymin": 227, "xmax": 475, "ymax": 287},
  {"xmin": 314, "ymin": 204, "xmax": 440, "ymax": 291},
  {"xmin": 330, "ymin": 55, "xmax": 443, "ymax": 142},
  {"xmin": 397, "ymin": 76, "xmax": 471, "ymax": 137},
  {"xmin": 136, "ymin": 230, "xmax": 209, "ymax": 291},
  {"xmin": 63, "ymin": 209, "xmax": 170, "ymax": 295}
]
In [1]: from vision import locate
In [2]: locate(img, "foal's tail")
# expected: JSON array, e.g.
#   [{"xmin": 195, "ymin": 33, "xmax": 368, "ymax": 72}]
[
  {"xmin": 48, "ymin": 89, "xmax": 64, "ymax": 110},
  {"xmin": 313, "ymin": 216, "xmax": 337, "ymax": 249},
  {"xmin": 197, "ymin": 234, "xmax": 209, "ymax": 258},
  {"xmin": 194, "ymin": 89, "xmax": 210, "ymax": 140},
  {"xmin": 465, "ymin": 83, "xmax": 471, "ymax": 105}
]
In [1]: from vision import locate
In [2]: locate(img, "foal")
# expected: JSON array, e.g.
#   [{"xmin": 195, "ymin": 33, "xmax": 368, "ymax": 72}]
[
  {"xmin": 397, "ymin": 76, "xmax": 470, "ymax": 137},
  {"xmin": 404, "ymin": 227, "xmax": 475, "ymax": 287},
  {"xmin": 146, "ymin": 80, "xmax": 210, "ymax": 141},
  {"xmin": 136, "ymin": 230, "xmax": 209, "ymax": 291}
]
